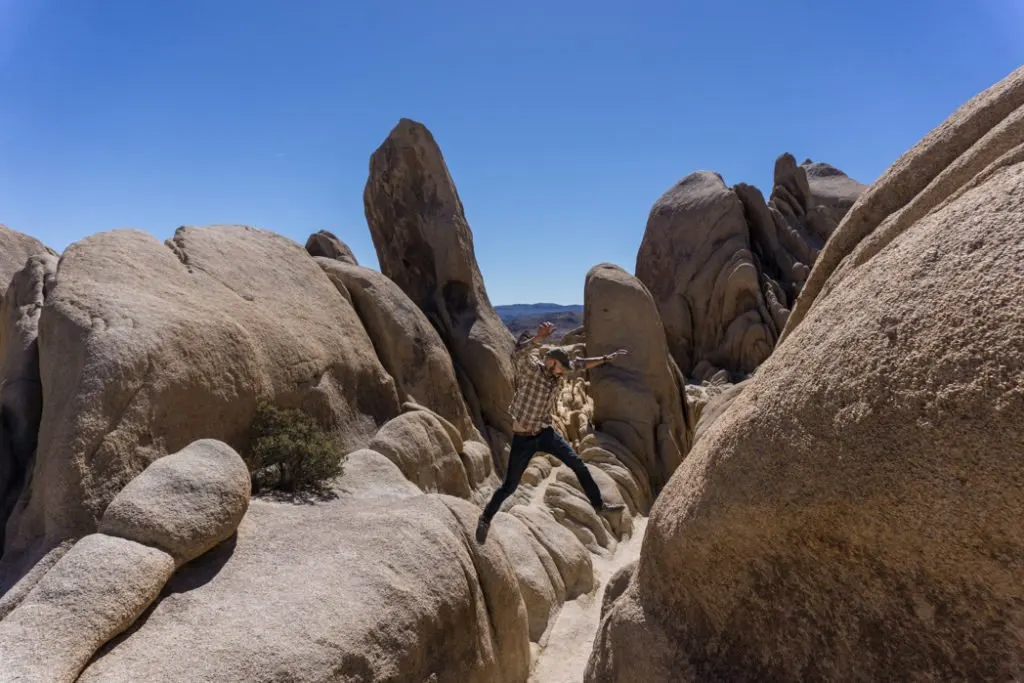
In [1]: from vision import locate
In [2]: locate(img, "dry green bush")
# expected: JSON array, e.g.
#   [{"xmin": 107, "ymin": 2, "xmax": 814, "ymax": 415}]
[{"xmin": 247, "ymin": 401, "xmax": 343, "ymax": 493}]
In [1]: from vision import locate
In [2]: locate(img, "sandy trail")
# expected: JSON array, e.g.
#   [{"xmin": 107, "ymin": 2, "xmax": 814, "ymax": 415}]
[{"xmin": 528, "ymin": 516, "xmax": 647, "ymax": 683}]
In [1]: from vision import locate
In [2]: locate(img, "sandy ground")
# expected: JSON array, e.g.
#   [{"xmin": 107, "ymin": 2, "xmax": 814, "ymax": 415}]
[{"xmin": 528, "ymin": 516, "xmax": 647, "ymax": 683}]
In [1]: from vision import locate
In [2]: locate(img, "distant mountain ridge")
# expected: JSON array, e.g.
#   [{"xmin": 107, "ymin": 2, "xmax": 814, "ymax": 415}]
[
  {"xmin": 494, "ymin": 303, "xmax": 583, "ymax": 322},
  {"xmin": 495, "ymin": 303, "xmax": 584, "ymax": 340}
]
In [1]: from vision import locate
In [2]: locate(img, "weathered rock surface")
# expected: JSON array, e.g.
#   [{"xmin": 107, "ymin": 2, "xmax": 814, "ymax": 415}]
[
  {"xmin": 368, "ymin": 410, "xmax": 472, "ymax": 497},
  {"xmin": 98, "ymin": 439, "xmax": 250, "ymax": 566},
  {"xmin": 588, "ymin": 66, "xmax": 1024, "ymax": 682},
  {"xmin": 0, "ymin": 533, "xmax": 174, "ymax": 683},
  {"xmin": 637, "ymin": 157, "xmax": 864, "ymax": 381},
  {"xmin": 510, "ymin": 504, "xmax": 594, "ymax": 599},
  {"xmin": 802, "ymin": 159, "xmax": 869, "ymax": 225},
  {"xmin": 0, "ymin": 253, "xmax": 57, "ymax": 550},
  {"xmin": 691, "ymin": 378, "xmax": 749, "ymax": 446},
  {"xmin": 2, "ymin": 226, "xmax": 401, "ymax": 569},
  {"xmin": 600, "ymin": 559, "xmax": 636, "ymax": 619},
  {"xmin": 364, "ymin": 119, "xmax": 515, "ymax": 463},
  {"xmin": 490, "ymin": 512, "xmax": 559, "ymax": 642},
  {"xmin": 317, "ymin": 258, "xmax": 476, "ymax": 441},
  {"xmin": 584, "ymin": 264, "xmax": 692, "ymax": 504},
  {"xmin": 0, "ymin": 225, "xmax": 52, "ymax": 293},
  {"xmin": 78, "ymin": 492, "xmax": 531, "ymax": 683},
  {"xmin": 304, "ymin": 230, "xmax": 358, "ymax": 264},
  {"xmin": 636, "ymin": 172, "xmax": 777, "ymax": 379}
]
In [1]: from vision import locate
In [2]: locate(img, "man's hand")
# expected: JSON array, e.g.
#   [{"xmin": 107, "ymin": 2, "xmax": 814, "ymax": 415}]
[{"xmin": 535, "ymin": 322, "xmax": 556, "ymax": 339}]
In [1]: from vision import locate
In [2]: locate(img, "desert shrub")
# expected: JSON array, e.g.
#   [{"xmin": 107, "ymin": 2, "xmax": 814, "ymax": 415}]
[{"xmin": 247, "ymin": 401, "xmax": 343, "ymax": 493}]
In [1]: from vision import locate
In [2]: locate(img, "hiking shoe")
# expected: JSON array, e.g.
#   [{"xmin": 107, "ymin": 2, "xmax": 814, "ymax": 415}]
[
  {"xmin": 597, "ymin": 501, "xmax": 626, "ymax": 514},
  {"xmin": 475, "ymin": 517, "xmax": 490, "ymax": 544}
]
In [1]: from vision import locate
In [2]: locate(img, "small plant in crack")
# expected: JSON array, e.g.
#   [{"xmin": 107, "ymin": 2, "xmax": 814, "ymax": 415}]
[{"xmin": 246, "ymin": 401, "xmax": 343, "ymax": 496}]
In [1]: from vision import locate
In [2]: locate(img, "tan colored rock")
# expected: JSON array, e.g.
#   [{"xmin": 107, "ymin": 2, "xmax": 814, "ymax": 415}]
[
  {"xmin": 546, "ymin": 464, "xmax": 632, "ymax": 552},
  {"xmin": 98, "ymin": 439, "xmax": 250, "ymax": 566},
  {"xmin": 0, "ymin": 253, "xmax": 57, "ymax": 550},
  {"xmin": 544, "ymin": 479, "xmax": 613, "ymax": 555},
  {"xmin": 490, "ymin": 512, "xmax": 559, "ymax": 642},
  {"xmin": 636, "ymin": 172, "xmax": 777, "ymax": 378},
  {"xmin": 511, "ymin": 505, "xmax": 594, "ymax": 599},
  {"xmin": 802, "ymin": 159, "xmax": 868, "ymax": 225},
  {"xmin": 369, "ymin": 410, "xmax": 471, "ymax": 497},
  {"xmin": 584, "ymin": 264, "xmax": 693, "ymax": 498},
  {"xmin": 691, "ymin": 378, "xmax": 749, "ymax": 445},
  {"xmin": 78, "ymin": 493, "xmax": 530, "ymax": 683},
  {"xmin": 0, "ymin": 541, "xmax": 72, "ymax": 620},
  {"xmin": 3, "ymin": 226, "xmax": 401, "ymax": 569},
  {"xmin": 364, "ymin": 119, "xmax": 515, "ymax": 461},
  {"xmin": 304, "ymin": 230, "xmax": 358, "ymax": 264},
  {"xmin": 599, "ymin": 559, "xmax": 636, "ymax": 619},
  {"xmin": 318, "ymin": 258, "xmax": 476, "ymax": 441},
  {"xmin": 333, "ymin": 448, "xmax": 421, "ymax": 501},
  {"xmin": 588, "ymin": 66, "xmax": 1024, "ymax": 682},
  {"xmin": 0, "ymin": 533, "xmax": 174, "ymax": 683},
  {"xmin": 0, "ymin": 225, "xmax": 52, "ymax": 293}
]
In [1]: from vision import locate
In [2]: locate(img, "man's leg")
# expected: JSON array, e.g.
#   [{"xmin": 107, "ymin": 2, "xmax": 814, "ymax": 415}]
[
  {"xmin": 537, "ymin": 427, "xmax": 611, "ymax": 510},
  {"xmin": 478, "ymin": 434, "xmax": 538, "ymax": 542}
]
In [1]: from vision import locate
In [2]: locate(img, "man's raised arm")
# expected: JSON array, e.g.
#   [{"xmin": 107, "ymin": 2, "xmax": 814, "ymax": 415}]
[{"xmin": 515, "ymin": 322, "xmax": 556, "ymax": 354}]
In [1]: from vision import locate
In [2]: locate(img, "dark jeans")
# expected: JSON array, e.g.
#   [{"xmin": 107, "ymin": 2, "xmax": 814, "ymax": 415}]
[{"xmin": 482, "ymin": 426, "xmax": 603, "ymax": 522}]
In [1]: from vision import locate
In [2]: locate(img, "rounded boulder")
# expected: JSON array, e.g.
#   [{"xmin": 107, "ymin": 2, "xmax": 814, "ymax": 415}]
[{"xmin": 99, "ymin": 439, "xmax": 251, "ymax": 566}]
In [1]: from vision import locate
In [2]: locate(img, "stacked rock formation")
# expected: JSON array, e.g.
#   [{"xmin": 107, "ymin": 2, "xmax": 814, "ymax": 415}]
[
  {"xmin": 0, "ymin": 440, "xmax": 250, "ymax": 683},
  {"xmin": 364, "ymin": 119, "xmax": 517, "ymax": 464},
  {"xmin": 0, "ymin": 121, "xmax": 655, "ymax": 682},
  {"xmin": 637, "ymin": 155, "xmax": 865, "ymax": 381},
  {"xmin": 588, "ymin": 65, "xmax": 1024, "ymax": 682}
]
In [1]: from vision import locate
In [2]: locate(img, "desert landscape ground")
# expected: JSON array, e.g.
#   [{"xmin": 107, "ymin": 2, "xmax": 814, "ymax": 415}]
[{"xmin": 0, "ymin": 59, "xmax": 1021, "ymax": 683}]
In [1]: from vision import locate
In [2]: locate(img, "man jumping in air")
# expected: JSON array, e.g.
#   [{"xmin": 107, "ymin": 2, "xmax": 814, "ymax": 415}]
[{"xmin": 476, "ymin": 322, "xmax": 629, "ymax": 543}]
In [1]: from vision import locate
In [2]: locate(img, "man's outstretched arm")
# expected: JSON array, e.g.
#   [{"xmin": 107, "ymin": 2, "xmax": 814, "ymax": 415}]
[{"xmin": 573, "ymin": 349, "xmax": 630, "ymax": 370}]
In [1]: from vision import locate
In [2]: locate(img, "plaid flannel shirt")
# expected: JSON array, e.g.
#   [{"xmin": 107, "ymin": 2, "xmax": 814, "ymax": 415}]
[{"xmin": 508, "ymin": 332, "xmax": 578, "ymax": 434}]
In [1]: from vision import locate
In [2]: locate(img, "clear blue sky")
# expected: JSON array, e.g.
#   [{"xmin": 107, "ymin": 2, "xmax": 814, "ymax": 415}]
[{"xmin": 1, "ymin": 1, "xmax": 1021, "ymax": 305}]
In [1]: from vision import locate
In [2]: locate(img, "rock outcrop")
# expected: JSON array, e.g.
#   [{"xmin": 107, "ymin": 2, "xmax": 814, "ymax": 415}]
[
  {"xmin": 76, "ymin": 489, "xmax": 540, "ymax": 682},
  {"xmin": 0, "ymin": 439, "xmax": 249, "ymax": 683},
  {"xmin": 317, "ymin": 258, "xmax": 477, "ymax": 442},
  {"xmin": 0, "ymin": 225, "xmax": 52, "ymax": 292},
  {"xmin": 0, "ymin": 533, "xmax": 174, "ymax": 683},
  {"xmin": 0, "ymin": 253, "xmax": 58, "ymax": 550},
  {"xmin": 581, "ymin": 264, "xmax": 692, "ymax": 507},
  {"xmin": 98, "ymin": 439, "xmax": 250, "ymax": 566},
  {"xmin": 802, "ymin": 159, "xmax": 868, "ymax": 225},
  {"xmin": 588, "ymin": 65, "xmax": 1024, "ymax": 682},
  {"xmin": 368, "ymin": 411, "xmax": 472, "ymax": 498},
  {"xmin": 364, "ymin": 119, "xmax": 515, "ymax": 464},
  {"xmin": 2, "ymin": 226, "xmax": 401, "ymax": 571},
  {"xmin": 637, "ymin": 156, "xmax": 865, "ymax": 381},
  {"xmin": 304, "ymin": 230, "xmax": 358, "ymax": 264}
]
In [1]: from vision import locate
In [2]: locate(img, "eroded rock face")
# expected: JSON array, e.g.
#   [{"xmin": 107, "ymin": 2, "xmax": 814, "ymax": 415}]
[
  {"xmin": 98, "ymin": 439, "xmax": 250, "ymax": 567},
  {"xmin": 0, "ymin": 533, "xmax": 175, "ymax": 683},
  {"xmin": 368, "ymin": 410, "xmax": 472, "ymax": 498},
  {"xmin": 2, "ymin": 226, "xmax": 401, "ymax": 568},
  {"xmin": 0, "ymin": 225, "xmax": 52, "ymax": 292},
  {"xmin": 583, "ymin": 264, "xmax": 692, "ymax": 504},
  {"xmin": 304, "ymin": 230, "xmax": 358, "ymax": 264},
  {"xmin": 587, "ymin": 65, "xmax": 1024, "ymax": 682},
  {"xmin": 317, "ymin": 258, "xmax": 476, "ymax": 442},
  {"xmin": 636, "ymin": 172, "xmax": 775, "ymax": 380},
  {"xmin": 637, "ymin": 157, "xmax": 865, "ymax": 381},
  {"xmin": 364, "ymin": 119, "xmax": 515, "ymax": 462},
  {"xmin": 0, "ymin": 253, "xmax": 58, "ymax": 550},
  {"xmin": 77, "ymin": 492, "xmax": 533, "ymax": 683},
  {"xmin": 802, "ymin": 159, "xmax": 868, "ymax": 225}
]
